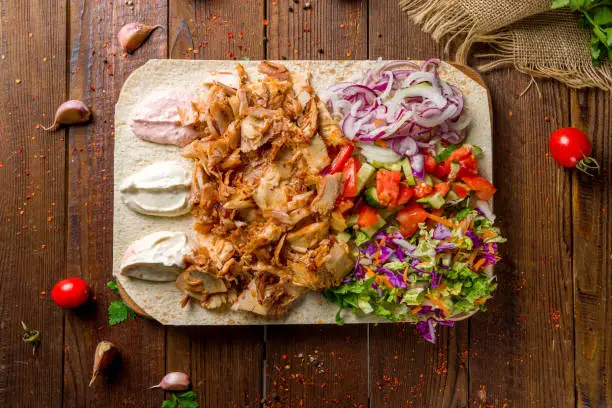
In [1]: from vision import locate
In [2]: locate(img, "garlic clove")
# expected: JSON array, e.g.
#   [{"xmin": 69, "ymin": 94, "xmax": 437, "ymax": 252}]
[
  {"xmin": 42, "ymin": 100, "xmax": 91, "ymax": 131},
  {"xmin": 118, "ymin": 23, "xmax": 162, "ymax": 53},
  {"xmin": 150, "ymin": 371, "xmax": 191, "ymax": 391},
  {"xmin": 89, "ymin": 341, "xmax": 119, "ymax": 387}
]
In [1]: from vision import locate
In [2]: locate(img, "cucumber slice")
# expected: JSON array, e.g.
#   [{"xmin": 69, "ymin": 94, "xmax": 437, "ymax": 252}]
[
  {"xmin": 355, "ymin": 163, "xmax": 376, "ymax": 194},
  {"xmin": 364, "ymin": 186, "xmax": 383, "ymax": 208},
  {"xmin": 401, "ymin": 158, "xmax": 416, "ymax": 186},
  {"xmin": 448, "ymin": 161, "xmax": 461, "ymax": 180},
  {"xmin": 346, "ymin": 214, "xmax": 359, "ymax": 227},
  {"xmin": 336, "ymin": 232, "xmax": 351, "ymax": 244},
  {"xmin": 416, "ymin": 192, "xmax": 445, "ymax": 209},
  {"xmin": 424, "ymin": 174, "xmax": 434, "ymax": 186},
  {"xmin": 471, "ymin": 145, "xmax": 483, "ymax": 156}
]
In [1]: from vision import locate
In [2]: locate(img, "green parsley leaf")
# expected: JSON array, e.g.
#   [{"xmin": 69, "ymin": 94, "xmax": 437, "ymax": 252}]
[
  {"xmin": 108, "ymin": 300, "xmax": 135, "ymax": 326},
  {"xmin": 161, "ymin": 399, "xmax": 176, "ymax": 408},
  {"xmin": 455, "ymin": 208, "xmax": 472, "ymax": 221},
  {"xmin": 161, "ymin": 391, "xmax": 199, "ymax": 408},
  {"xmin": 178, "ymin": 392, "xmax": 198, "ymax": 401},
  {"xmin": 107, "ymin": 280, "xmax": 119, "ymax": 295}
]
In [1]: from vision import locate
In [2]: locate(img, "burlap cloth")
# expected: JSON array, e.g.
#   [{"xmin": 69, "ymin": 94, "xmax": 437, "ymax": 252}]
[{"xmin": 400, "ymin": 0, "xmax": 612, "ymax": 91}]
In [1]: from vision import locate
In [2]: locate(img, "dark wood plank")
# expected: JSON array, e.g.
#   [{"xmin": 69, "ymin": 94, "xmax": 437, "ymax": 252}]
[
  {"xmin": 571, "ymin": 88, "xmax": 611, "ymax": 407},
  {"xmin": 62, "ymin": 1, "xmax": 168, "ymax": 407},
  {"xmin": 166, "ymin": 1, "xmax": 266, "ymax": 406},
  {"xmin": 0, "ymin": 1, "xmax": 67, "ymax": 406},
  {"xmin": 368, "ymin": 2, "xmax": 470, "ymax": 407},
  {"xmin": 264, "ymin": 2, "xmax": 369, "ymax": 407},
  {"xmin": 468, "ymin": 73, "xmax": 574, "ymax": 406}
]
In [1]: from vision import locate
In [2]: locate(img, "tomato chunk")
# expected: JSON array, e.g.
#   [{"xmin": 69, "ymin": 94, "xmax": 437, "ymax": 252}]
[
  {"xmin": 329, "ymin": 144, "xmax": 354, "ymax": 174},
  {"xmin": 424, "ymin": 155, "xmax": 437, "ymax": 173},
  {"xmin": 395, "ymin": 184, "xmax": 415, "ymax": 206},
  {"xmin": 376, "ymin": 170, "xmax": 402, "ymax": 206},
  {"xmin": 414, "ymin": 182, "xmax": 433, "ymax": 198},
  {"xmin": 461, "ymin": 176, "xmax": 497, "ymax": 200},
  {"xmin": 452, "ymin": 182, "xmax": 470, "ymax": 198},
  {"xmin": 357, "ymin": 205, "xmax": 379, "ymax": 228},
  {"xmin": 396, "ymin": 204, "xmax": 429, "ymax": 237},
  {"xmin": 342, "ymin": 157, "xmax": 361, "ymax": 197},
  {"xmin": 448, "ymin": 145, "xmax": 472, "ymax": 162},
  {"xmin": 456, "ymin": 155, "xmax": 479, "ymax": 178},
  {"xmin": 434, "ymin": 182, "xmax": 450, "ymax": 196},
  {"xmin": 433, "ymin": 160, "xmax": 451, "ymax": 179}
]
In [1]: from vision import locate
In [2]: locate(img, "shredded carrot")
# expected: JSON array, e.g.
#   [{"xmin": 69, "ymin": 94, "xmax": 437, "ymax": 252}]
[
  {"xmin": 469, "ymin": 217, "xmax": 475, "ymax": 230},
  {"xmin": 426, "ymin": 294, "xmax": 449, "ymax": 316},
  {"xmin": 375, "ymin": 139, "xmax": 387, "ymax": 148},
  {"xmin": 473, "ymin": 258, "xmax": 486, "ymax": 271},
  {"xmin": 376, "ymin": 275, "xmax": 394, "ymax": 289},
  {"xmin": 427, "ymin": 213, "xmax": 455, "ymax": 228},
  {"xmin": 458, "ymin": 219, "xmax": 469, "ymax": 231},
  {"xmin": 373, "ymin": 119, "xmax": 385, "ymax": 127},
  {"xmin": 474, "ymin": 298, "xmax": 486, "ymax": 306},
  {"xmin": 411, "ymin": 306, "xmax": 422, "ymax": 315},
  {"xmin": 466, "ymin": 251, "xmax": 478, "ymax": 264},
  {"xmin": 403, "ymin": 266, "xmax": 410, "ymax": 284},
  {"xmin": 365, "ymin": 267, "xmax": 375, "ymax": 278},
  {"xmin": 482, "ymin": 231, "xmax": 495, "ymax": 239},
  {"xmin": 488, "ymin": 243, "xmax": 494, "ymax": 253}
]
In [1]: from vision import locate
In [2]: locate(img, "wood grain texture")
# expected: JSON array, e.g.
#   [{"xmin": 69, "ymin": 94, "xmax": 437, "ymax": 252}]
[
  {"xmin": 264, "ymin": 2, "xmax": 369, "ymax": 407},
  {"xmin": 368, "ymin": 2, "xmax": 469, "ymax": 407},
  {"xmin": 469, "ymin": 73, "xmax": 575, "ymax": 407},
  {"xmin": 62, "ymin": 1, "xmax": 168, "ymax": 407},
  {"xmin": 0, "ymin": 1, "xmax": 67, "ymax": 406},
  {"xmin": 571, "ymin": 88, "xmax": 611, "ymax": 408},
  {"xmin": 165, "ymin": 2, "xmax": 266, "ymax": 406},
  {"xmin": 264, "ymin": 325, "xmax": 369, "ymax": 407}
]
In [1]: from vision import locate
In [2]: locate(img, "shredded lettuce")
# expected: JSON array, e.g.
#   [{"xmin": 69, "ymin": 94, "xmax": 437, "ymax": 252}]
[{"xmin": 354, "ymin": 230, "xmax": 370, "ymax": 246}]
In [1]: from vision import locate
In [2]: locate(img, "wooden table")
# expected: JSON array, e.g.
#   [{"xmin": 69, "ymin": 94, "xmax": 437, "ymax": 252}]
[{"xmin": 1, "ymin": 1, "xmax": 610, "ymax": 407}]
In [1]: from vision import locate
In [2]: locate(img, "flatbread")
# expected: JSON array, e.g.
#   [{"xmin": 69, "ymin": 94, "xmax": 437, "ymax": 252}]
[{"xmin": 113, "ymin": 60, "xmax": 492, "ymax": 325}]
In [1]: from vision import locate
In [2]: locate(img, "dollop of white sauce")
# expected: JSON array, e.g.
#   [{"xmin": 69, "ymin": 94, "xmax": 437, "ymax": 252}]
[
  {"xmin": 120, "ymin": 231, "xmax": 192, "ymax": 282},
  {"xmin": 120, "ymin": 161, "xmax": 192, "ymax": 217}
]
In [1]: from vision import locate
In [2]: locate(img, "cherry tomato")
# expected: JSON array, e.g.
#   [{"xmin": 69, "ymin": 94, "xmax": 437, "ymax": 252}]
[
  {"xmin": 455, "ymin": 155, "xmax": 479, "ymax": 178},
  {"xmin": 357, "ymin": 205, "xmax": 379, "ymax": 228},
  {"xmin": 549, "ymin": 128, "xmax": 599, "ymax": 175},
  {"xmin": 448, "ymin": 145, "xmax": 473, "ymax": 162},
  {"xmin": 376, "ymin": 170, "xmax": 402, "ymax": 206},
  {"xmin": 396, "ymin": 204, "xmax": 428, "ymax": 238},
  {"xmin": 51, "ymin": 278, "xmax": 90, "ymax": 308},
  {"xmin": 329, "ymin": 144, "xmax": 354, "ymax": 174},
  {"xmin": 461, "ymin": 176, "xmax": 497, "ymax": 201},
  {"xmin": 342, "ymin": 157, "xmax": 360, "ymax": 197}
]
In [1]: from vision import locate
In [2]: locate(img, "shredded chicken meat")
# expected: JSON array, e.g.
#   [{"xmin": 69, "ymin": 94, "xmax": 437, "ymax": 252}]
[{"xmin": 176, "ymin": 62, "xmax": 352, "ymax": 316}]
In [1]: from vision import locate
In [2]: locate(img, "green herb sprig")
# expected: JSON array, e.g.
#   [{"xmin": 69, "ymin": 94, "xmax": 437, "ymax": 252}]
[
  {"xmin": 161, "ymin": 391, "xmax": 199, "ymax": 408},
  {"xmin": 107, "ymin": 280, "xmax": 136, "ymax": 326},
  {"xmin": 552, "ymin": 0, "xmax": 612, "ymax": 65}
]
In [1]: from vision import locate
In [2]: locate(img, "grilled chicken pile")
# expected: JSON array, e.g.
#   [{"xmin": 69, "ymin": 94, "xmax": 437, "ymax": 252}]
[{"xmin": 176, "ymin": 61, "xmax": 354, "ymax": 316}]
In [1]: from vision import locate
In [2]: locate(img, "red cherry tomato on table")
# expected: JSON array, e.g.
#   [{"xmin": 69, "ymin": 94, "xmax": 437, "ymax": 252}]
[
  {"xmin": 549, "ymin": 127, "xmax": 599, "ymax": 175},
  {"xmin": 51, "ymin": 278, "xmax": 90, "ymax": 308}
]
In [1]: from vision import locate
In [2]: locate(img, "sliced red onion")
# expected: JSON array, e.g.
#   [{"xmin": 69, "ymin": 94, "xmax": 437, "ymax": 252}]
[
  {"xmin": 440, "ymin": 131, "xmax": 465, "ymax": 144},
  {"xmin": 388, "ymin": 136, "xmax": 417, "ymax": 157},
  {"xmin": 411, "ymin": 154, "xmax": 424, "ymax": 179},
  {"xmin": 359, "ymin": 143, "xmax": 402, "ymax": 163}
]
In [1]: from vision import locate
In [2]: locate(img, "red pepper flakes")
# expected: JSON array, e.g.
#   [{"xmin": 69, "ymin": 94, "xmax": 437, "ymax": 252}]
[
  {"xmin": 40, "ymin": 291, "xmax": 46, "ymax": 295},
  {"xmin": 263, "ymin": 19, "xmax": 269, "ymax": 26},
  {"xmin": 238, "ymin": 32, "xmax": 244, "ymax": 39},
  {"xmin": 340, "ymin": 23, "xmax": 345, "ymax": 28},
  {"xmin": 40, "ymin": 245, "xmax": 46, "ymax": 249},
  {"xmin": 346, "ymin": 52, "xmax": 352, "ymax": 57},
  {"xmin": 28, "ymin": 32, "xmax": 33, "ymax": 38},
  {"xmin": 227, "ymin": 32, "xmax": 233, "ymax": 39}
]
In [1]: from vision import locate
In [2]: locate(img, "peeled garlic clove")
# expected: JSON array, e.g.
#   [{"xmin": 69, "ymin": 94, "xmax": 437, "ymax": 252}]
[
  {"xmin": 42, "ymin": 100, "xmax": 91, "ymax": 131},
  {"xmin": 150, "ymin": 371, "xmax": 191, "ymax": 391},
  {"xmin": 89, "ymin": 341, "xmax": 118, "ymax": 387},
  {"xmin": 118, "ymin": 23, "xmax": 161, "ymax": 53}
]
